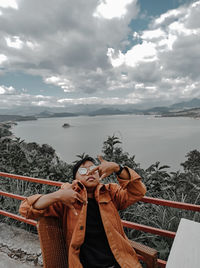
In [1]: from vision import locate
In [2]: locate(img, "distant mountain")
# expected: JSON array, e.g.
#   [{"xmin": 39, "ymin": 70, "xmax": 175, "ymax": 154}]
[
  {"xmin": 89, "ymin": 107, "xmax": 164, "ymax": 116},
  {"xmin": 143, "ymin": 106, "xmax": 170, "ymax": 114},
  {"xmin": 37, "ymin": 106, "xmax": 170, "ymax": 117},
  {"xmin": 161, "ymin": 107, "xmax": 200, "ymax": 118},
  {"xmin": 88, "ymin": 108, "xmax": 129, "ymax": 116},
  {"xmin": 1, "ymin": 98, "xmax": 200, "ymax": 119},
  {"xmin": 0, "ymin": 115, "xmax": 37, "ymax": 122},
  {"xmin": 0, "ymin": 106, "xmax": 76, "ymax": 116},
  {"xmin": 37, "ymin": 111, "xmax": 77, "ymax": 118},
  {"xmin": 50, "ymin": 112, "xmax": 78, "ymax": 117},
  {"xmin": 170, "ymin": 98, "xmax": 200, "ymax": 110},
  {"xmin": 36, "ymin": 110, "xmax": 54, "ymax": 117}
]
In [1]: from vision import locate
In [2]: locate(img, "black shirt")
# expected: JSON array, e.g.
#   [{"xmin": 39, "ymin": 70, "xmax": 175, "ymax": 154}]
[{"xmin": 79, "ymin": 198, "xmax": 120, "ymax": 268}]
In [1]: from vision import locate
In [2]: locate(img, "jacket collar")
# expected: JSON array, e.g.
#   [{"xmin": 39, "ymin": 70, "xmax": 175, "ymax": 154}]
[
  {"xmin": 74, "ymin": 181, "xmax": 111, "ymax": 203},
  {"xmin": 95, "ymin": 184, "xmax": 111, "ymax": 203}
]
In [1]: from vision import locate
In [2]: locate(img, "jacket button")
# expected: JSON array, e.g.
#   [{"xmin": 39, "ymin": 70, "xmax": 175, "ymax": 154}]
[{"xmin": 80, "ymin": 226, "xmax": 84, "ymax": 230}]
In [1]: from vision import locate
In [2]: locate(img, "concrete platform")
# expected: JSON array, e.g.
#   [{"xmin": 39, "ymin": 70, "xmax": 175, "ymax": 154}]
[
  {"xmin": 0, "ymin": 223, "xmax": 42, "ymax": 267},
  {"xmin": 0, "ymin": 252, "xmax": 40, "ymax": 268}
]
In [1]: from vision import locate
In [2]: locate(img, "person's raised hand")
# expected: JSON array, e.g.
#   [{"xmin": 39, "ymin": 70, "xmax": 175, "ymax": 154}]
[
  {"xmin": 57, "ymin": 181, "xmax": 86, "ymax": 216},
  {"xmin": 88, "ymin": 155, "xmax": 119, "ymax": 180}
]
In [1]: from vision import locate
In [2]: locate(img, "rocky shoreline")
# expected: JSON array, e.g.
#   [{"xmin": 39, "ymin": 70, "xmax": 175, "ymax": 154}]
[{"xmin": 159, "ymin": 107, "xmax": 200, "ymax": 119}]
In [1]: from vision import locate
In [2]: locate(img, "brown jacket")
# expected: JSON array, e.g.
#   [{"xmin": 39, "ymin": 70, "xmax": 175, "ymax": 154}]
[{"xmin": 19, "ymin": 167, "xmax": 146, "ymax": 268}]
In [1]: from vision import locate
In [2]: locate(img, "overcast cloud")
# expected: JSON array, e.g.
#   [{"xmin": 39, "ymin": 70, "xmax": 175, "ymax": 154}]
[{"xmin": 0, "ymin": 0, "xmax": 199, "ymax": 108}]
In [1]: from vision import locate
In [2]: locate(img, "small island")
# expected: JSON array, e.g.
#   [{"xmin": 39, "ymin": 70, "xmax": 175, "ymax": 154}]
[{"xmin": 62, "ymin": 123, "xmax": 70, "ymax": 128}]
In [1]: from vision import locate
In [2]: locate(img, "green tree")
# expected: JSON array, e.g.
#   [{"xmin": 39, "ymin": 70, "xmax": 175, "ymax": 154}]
[
  {"xmin": 181, "ymin": 150, "xmax": 200, "ymax": 176},
  {"xmin": 102, "ymin": 135, "xmax": 122, "ymax": 160},
  {"xmin": 144, "ymin": 162, "xmax": 171, "ymax": 197},
  {"xmin": 0, "ymin": 125, "xmax": 12, "ymax": 138},
  {"xmin": 102, "ymin": 135, "xmax": 140, "ymax": 169}
]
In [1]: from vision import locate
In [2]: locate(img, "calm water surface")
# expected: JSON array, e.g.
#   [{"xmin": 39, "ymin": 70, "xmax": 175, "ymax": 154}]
[{"xmin": 12, "ymin": 115, "xmax": 200, "ymax": 171}]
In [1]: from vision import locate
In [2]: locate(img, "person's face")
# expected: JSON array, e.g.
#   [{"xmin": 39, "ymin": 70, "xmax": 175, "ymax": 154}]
[{"xmin": 75, "ymin": 160, "xmax": 100, "ymax": 190}]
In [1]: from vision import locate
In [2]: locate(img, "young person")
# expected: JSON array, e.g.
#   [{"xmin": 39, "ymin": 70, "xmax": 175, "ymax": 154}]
[{"xmin": 19, "ymin": 155, "xmax": 146, "ymax": 268}]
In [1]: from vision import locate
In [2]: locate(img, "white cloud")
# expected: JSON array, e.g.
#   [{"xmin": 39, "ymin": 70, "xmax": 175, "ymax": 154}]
[
  {"xmin": 0, "ymin": 0, "xmax": 200, "ymax": 108},
  {"xmin": 0, "ymin": 92, "xmax": 59, "ymax": 108},
  {"xmin": 0, "ymin": 0, "xmax": 18, "ymax": 9},
  {"xmin": 26, "ymin": 41, "xmax": 38, "ymax": 50},
  {"xmin": 93, "ymin": 0, "xmax": 134, "ymax": 19},
  {"xmin": 58, "ymin": 96, "xmax": 140, "ymax": 105},
  {"xmin": 106, "ymin": 0, "xmax": 200, "ymax": 103},
  {"xmin": 135, "ymin": 83, "xmax": 144, "ymax": 89},
  {"xmin": 5, "ymin": 35, "xmax": 38, "ymax": 50},
  {"xmin": 108, "ymin": 41, "xmax": 157, "ymax": 68},
  {"xmin": 153, "ymin": 9, "xmax": 182, "ymax": 27},
  {"xmin": 45, "ymin": 76, "xmax": 75, "ymax": 92},
  {"xmin": 107, "ymin": 48, "xmax": 125, "ymax": 67},
  {"xmin": 31, "ymin": 95, "xmax": 54, "ymax": 106},
  {"xmin": 125, "ymin": 41, "xmax": 157, "ymax": 66},
  {"xmin": 0, "ymin": 54, "xmax": 7, "ymax": 64},
  {"xmin": 0, "ymin": 0, "xmax": 139, "ymax": 97},
  {"xmin": 0, "ymin": 93, "xmax": 140, "ymax": 108},
  {"xmin": 0, "ymin": 85, "xmax": 16, "ymax": 94},
  {"xmin": 5, "ymin": 35, "xmax": 23, "ymax": 49},
  {"xmin": 141, "ymin": 28, "xmax": 166, "ymax": 40},
  {"xmin": 158, "ymin": 33, "xmax": 177, "ymax": 50},
  {"xmin": 169, "ymin": 21, "xmax": 199, "ymax": 36}
]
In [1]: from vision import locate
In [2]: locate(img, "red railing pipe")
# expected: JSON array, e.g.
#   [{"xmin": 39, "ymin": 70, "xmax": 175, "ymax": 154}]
[
  {"xmin": 1, "ymin": 190, "xmax": 176, "ymax": 238},
  {"xmin": 0, "ymin": 190, "xmax": 25, "ymax": 201},
  {"xmin": 0, "ymin": 210, "xmax": 37, "ymax": 226},
  {"xmin": 1, "ymin": 171, "xmax": 200, "ymax": 212},
  {"xmin": 0, "ymin": 171, "xmax": 63, "ymax": 187},
  {"xmin": 142, "ymin": 196, "xmax": 200, "ymax": 212},
  {"xmin": 122, "ymin": 220, "xmax": 176, "ymax": 238}
]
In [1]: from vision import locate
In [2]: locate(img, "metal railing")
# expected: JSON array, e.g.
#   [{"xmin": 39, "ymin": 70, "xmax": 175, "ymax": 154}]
[{"xmin": 1, "ymin": 171, "xmax": 200, "ymax": 268}]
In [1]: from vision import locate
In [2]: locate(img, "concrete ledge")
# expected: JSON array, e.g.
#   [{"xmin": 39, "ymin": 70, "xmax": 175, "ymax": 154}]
[{"xmin": 0, "ymin": 223, "xmax": 42, "ymax": 267}]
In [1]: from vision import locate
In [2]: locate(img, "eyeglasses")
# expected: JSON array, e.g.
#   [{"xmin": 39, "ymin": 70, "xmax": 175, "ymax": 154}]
[{"xmin": 78, "ymin": 165, "xmax": 97, "ymax": 175}]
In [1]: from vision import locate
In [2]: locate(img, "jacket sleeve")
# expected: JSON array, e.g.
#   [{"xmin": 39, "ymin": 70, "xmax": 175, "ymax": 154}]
[
  {"xmin": 19, "ymin": 194, "xmax": 64, "ymax": 220},
  {"xmin": 109, "ymin": 166, "xmax": 146, "ymax": 210}
]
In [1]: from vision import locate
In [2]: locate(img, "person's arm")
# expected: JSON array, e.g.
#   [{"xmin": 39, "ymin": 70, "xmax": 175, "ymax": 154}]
[
  {"xmin": 19, "ymin": 182, "xmax": 85, "ymax": 220},
  {"xmin": 112, "ymin": 166, "xmax": 146, "ymax": 210},
  {"xmin": 88, "ymin": 155, "xmax": 146, "ymax": 210},
  {"xmin": 88, "ymin": 155, "xmax": 125, "ymax": 180}
]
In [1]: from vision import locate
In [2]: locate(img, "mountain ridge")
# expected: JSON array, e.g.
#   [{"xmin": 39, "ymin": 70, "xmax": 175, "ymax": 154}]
[{"xmin": 0, "ymin": 98, "xmax": 200, "ymax": 121}]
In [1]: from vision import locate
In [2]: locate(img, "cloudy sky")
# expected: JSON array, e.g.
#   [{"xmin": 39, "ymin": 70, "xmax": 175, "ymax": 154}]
[{"xmin": 0, "ymin": 0, "xmax": 199, "ymax": 109}]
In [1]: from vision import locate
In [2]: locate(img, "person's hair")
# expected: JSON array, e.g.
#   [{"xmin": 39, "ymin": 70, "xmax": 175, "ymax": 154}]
[{"xmin": 72, "ymin": 156, "xmax": 96, "ymax": 180}]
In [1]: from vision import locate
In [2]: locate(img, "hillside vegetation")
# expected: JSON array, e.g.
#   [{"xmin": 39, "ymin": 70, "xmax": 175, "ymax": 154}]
[
  {"xmin": 0, "ymin": 125, "xmax": 200, "ymax": 260},
  {"xmin": 0, "ymin": 115, "xmax": 37, "ymax": 122}
]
